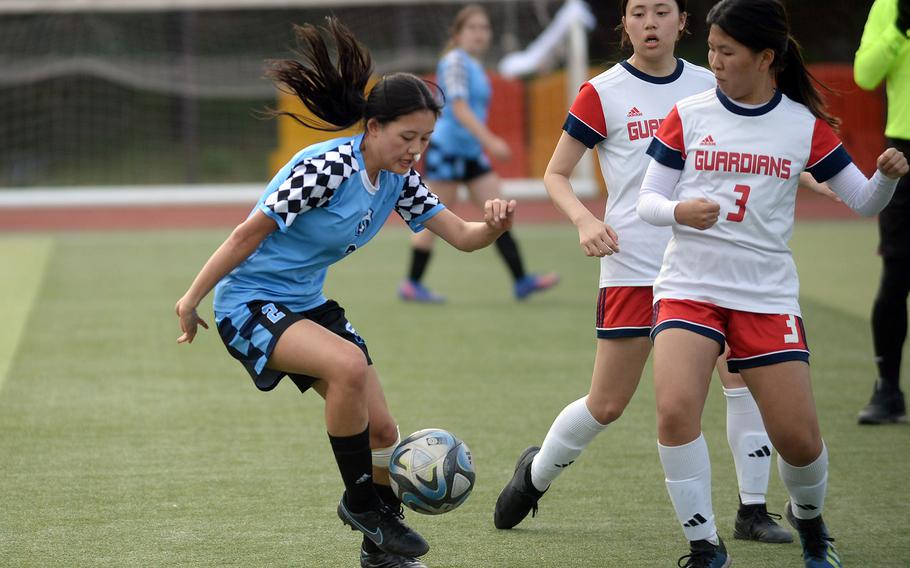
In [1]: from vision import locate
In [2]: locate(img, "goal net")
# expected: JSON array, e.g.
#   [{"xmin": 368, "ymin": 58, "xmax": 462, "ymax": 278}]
[{"xmin": 0, "ymin": 0, "xmax": 579, "ymax": 191}]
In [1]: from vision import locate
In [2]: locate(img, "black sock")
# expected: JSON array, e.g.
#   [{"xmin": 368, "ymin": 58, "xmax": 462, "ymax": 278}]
[
  {"xmin": 408, "ymin": 248, "xmax": 432, "ymax": 283},
  {"xmin": 495, "ymin": 231, "xmax": 526, "ymax": 281},
  {"xmin": 375, "ymin": 483, "xmax": 401, "ymax": 508},
  {"xmin": 328, "ymin": 426, "xmax": 379, "ymax": 513},
  {"xmin": 362, "ymin": 484, "xmax": 401, "ymax": 553},
  {"xmin": 871, "ymin": 257, "xmax": 910, "ymax": 393}
]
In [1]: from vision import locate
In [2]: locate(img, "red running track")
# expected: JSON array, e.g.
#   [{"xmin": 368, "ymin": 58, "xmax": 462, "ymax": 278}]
[{"xmin": 0, "ymin": 192, "xmax": 863, "ymax": 233}]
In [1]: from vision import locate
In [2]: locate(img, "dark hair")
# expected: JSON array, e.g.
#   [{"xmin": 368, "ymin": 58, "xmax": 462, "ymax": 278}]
[
  {"xmin": 264, "ymin": 17, "xmax": 442, "ymax": 132},
  {"xmin": 444, "ymin": 4, "xmax": 488, "ymax": 53},
  {"xmin": 706, "ymin": 0, "xmax": 839, "ymax": 127},
  {"xmin": 617, "ymin": 0, "xmax": 689, "ymax": 50}
]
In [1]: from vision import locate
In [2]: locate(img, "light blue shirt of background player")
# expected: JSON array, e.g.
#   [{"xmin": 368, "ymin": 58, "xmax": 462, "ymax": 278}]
[
  {"xmin": 432, "ymin": 48, "xmax": 491, "ymax": 157},
  {"xmin": 214, "ymin": 133, "xmax": 445, "ymax": 314}
]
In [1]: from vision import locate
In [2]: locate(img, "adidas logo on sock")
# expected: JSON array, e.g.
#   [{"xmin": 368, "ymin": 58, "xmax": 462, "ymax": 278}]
[
  {"xmin": 627, "ymin": 106, "xmax": 643, "ymax": 118},
  {"xmin": 555, "ymin": 460, "xmax": 575, "ymax": 469},
  {"xmin": 794, "ymin": 503, "xmax": 818, "ymax": 511},
  {"xmin": 700, "ymin": 135, "xmax": 716, "ymax": 146},
  {"xmin": 683, "ymin": 513, "xmax": 708, "ymax": 527},
  {"xmin": 355, "ymin": 473, "xmax": 372, "ymax": 485},
  {"xmin": 748, "ymin": 445, "xmax": 771, "ymax": 458}
]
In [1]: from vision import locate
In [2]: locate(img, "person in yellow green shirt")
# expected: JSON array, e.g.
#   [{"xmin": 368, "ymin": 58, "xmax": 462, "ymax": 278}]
[{"xmin": 854, "ymin": 0, "xmax": 910, "ymax": 424}]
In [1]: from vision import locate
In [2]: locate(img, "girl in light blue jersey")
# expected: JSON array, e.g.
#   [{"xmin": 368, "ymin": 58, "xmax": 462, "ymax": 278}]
[
  {"xmin": 174, "ymin": 18, "xmax": 516, "ymax": 568},
  {"xmin": 399, "ymin": 4, "xmax": 558, "ymax": 303}
]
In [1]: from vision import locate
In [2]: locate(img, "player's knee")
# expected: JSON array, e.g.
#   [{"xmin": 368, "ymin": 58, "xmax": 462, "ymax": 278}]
[
  {"xmin": 656, "ymin": 400, "xmax": 700, "ymax": 438},
  {"xmin": 331, "ymin": 347, "xmax": 369, "ymax": 391},
  {"xmin": 588, "ymin": 399, "xmax": 626, "ymax": 425},
  {"xmin": 774, "ymin": 431, "xmax": 822, "ymax": 466}
]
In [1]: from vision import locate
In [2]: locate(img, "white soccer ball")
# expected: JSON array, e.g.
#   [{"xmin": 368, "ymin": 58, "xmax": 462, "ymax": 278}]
[{"xmin": 389, "ymin": 428, "xmax": 475, "ymax": 515}]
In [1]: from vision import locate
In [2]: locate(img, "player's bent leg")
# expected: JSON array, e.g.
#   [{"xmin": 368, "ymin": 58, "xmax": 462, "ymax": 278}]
[
  {"xmin": 269, "ymin": 320, "xmax": 371, "ymax": 435},
  {"xmin": 654, "ymin": 329, "xmax": 717, "ymax": 444},
  {"xmin": 717, "ymin": 358, "xmax": 792, "ymax": 543},
  {"xmin": 493, "ymin": 338, "xmax": 649, "ymax": 530},
  {"xmin": 270, "ymin": 323, "xmax": 428, "ymax": 558},
  {"xmin": 586, "ymin": 337, "xmax": 651, "ymax": 424},
  {"xmin": 654, "ymin": 329, "xmax": 729, "ymax": 566},
  {"xmin": 741, "ymin": 363, "xmax": 838, "ymax": 567},
  {"xmin": 739, "ymin": 362, "xmax": 822, "ymax": 467},
  {"xmin": 531, "ymin": 338, "xmax": 650, "ymax": 487}
]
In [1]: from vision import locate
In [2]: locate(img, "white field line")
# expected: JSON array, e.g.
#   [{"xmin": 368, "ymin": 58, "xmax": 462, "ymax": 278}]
[{"xmin": 0, "ymin": 179, "xmax": 598, "ymax": 209}]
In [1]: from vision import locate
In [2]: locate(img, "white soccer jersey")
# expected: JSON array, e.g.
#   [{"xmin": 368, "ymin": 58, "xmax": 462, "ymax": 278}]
[
  {"xmin": 646, "ymin": 88, "xmax": 853, "ymax": 315},
  {"xmin": 564, "ymin": 58, "xmax": 716, "ymax": 287}
]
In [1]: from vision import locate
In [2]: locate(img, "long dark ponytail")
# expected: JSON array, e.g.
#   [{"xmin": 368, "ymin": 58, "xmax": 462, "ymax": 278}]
[
  {"xmin": 265, "ymin": 17, "xmax": 442, "ymax": 132},
  {"xmin": 706, "ymin": 0, "xmax": 839, "ymax": 128}
]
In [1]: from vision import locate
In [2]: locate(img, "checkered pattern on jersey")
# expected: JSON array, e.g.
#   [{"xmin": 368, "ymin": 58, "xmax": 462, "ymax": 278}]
[
  {"xmin": 395, "ymin": 168, "xmax": 441, "ymax": 222},
  {"xmin": 264, "ymin": 141, "xmax": 360, "ymax": 228},
  {"xmin": 442, "ymin": 50, "xmax": 469, "ymax": 99}
]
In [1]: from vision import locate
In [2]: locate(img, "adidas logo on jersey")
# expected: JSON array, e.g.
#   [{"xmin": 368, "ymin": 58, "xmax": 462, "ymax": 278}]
[
  {"xmin": 627, "ymin": 106, "xmax": 643, "ymax": 118},
  {"xmin": 700, "ymin": 135, "xmax": 716, "ymax": 146}
]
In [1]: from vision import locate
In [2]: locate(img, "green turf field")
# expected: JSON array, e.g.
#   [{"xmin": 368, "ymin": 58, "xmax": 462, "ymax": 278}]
[{"xmin": 0, "ymin": 221, "xmax": 907, "ymax": 567}]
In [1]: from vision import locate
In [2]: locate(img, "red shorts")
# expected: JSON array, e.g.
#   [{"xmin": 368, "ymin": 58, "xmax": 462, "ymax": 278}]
[
  {"xmin": 595, "ymin": 286, "xmax": 653, "ymax": 339},
  {"xmin": 651, "ymin": 299, "xmax": 810, "ymax": 372}
]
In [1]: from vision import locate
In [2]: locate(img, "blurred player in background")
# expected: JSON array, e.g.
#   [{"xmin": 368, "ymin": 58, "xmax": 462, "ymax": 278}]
[
  {"xmin": 494, "ymin": 0, "xmax": 792, "ymax": 549},
  {"xmin": 854, "ymin": 0, "xmax": 910, "ymax": 425},
  {"xmin": 398, "ymin": 4, "xmax": 559, "ymax": 303},
  {"xmin": 638, "ymin": 0, "xmax": 908, "ymax": 565},
  {"xmin": 174, "ymin": 18, "xmax": 517, "ymax": 568}
]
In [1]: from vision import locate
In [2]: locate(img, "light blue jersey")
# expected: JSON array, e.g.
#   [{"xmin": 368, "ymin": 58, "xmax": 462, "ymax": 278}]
[
  {"xmin": 214, "ymin": 133, "xmax": 445, "ymax": 315},
  {"xmin": 433, "ymin": 48, "xmax": 491, "ymax": 157}
]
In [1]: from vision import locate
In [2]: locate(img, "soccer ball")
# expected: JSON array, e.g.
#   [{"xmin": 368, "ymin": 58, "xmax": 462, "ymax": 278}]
[{"xmin": 389, "ymin": 428, "xmax": 475, "ymax": 515}]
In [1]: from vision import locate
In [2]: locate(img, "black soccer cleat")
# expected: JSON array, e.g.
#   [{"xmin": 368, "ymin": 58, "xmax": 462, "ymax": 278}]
[
  {"xmin": 360, "ymin": 544, "xmax": 429, "ymax": 568},
  {"xmin": 676, "ymin": 537, "xmax": 731, "ymax": 568},
  {"xmin": 857, "ymin": 387, "xmax": 907, "ymax": 425},
  {"xmin": 785, "ymin": 501, "xmax": 843, "ymax": 567},
  {"xmin": 493, "ymin": 446, "xmax": 546, "ymax": 529},
  {"xmin": 733, "ymin": 502, "xmax": 794, "ymax": 543},
  {"xmin": 338, "ymin": 494, "xmax": 430, "ymax": 558}
]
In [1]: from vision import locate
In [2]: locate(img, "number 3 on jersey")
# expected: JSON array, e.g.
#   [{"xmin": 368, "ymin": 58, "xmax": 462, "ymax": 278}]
[{"xmin": 726, "ymin": 184, "xmax": 751, "ymax": 223}]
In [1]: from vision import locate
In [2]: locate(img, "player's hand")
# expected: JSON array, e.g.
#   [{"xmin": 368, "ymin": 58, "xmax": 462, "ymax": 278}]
[
  {"xmin": 577, "ymin": 216, "xmax": 620, "ymax": 257},
  {"xmin": 675, "ymin": 197, "xmax": 720, "ymax": 230},
  {"xmin": 175, "ymin": 298, "xmax": 209, "ymax": 344},
  {"xmin": 486, "ymin": 136, "xmax": 512, "ymax": 161},
  {"xmin": 799, "ymin": 172, "xmax": 841, "ymax": 203},
  {"xmin": 878, "ymin": 147, "xmax": 909, "ymax": 179},
  {"xmin": 484, "ymin": 198, "xmax": 516, "ymax": 231}
]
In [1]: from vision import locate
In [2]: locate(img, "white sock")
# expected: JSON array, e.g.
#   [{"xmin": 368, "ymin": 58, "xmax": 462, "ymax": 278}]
[
  {"xmin": 530, "ymin": 396, "xmax": 607, "ymax": 492},
  {"xmin": 658, "ymin": 434, "xmax": 717, "ymax": 543},
  {"xmin": 778, "ymin": 443, "xmax": 828, "ymax": 520},
  {"xmin": 724, "ymin": 386, "xmax": 772, "ymax": 505}
]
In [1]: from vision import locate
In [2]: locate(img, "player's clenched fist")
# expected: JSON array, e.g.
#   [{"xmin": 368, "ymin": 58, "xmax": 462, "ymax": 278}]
[
  {"xmin": 675, "ymin": 197, "xmax": 720, "ymax": 230},
  {"xmin": 877, "ymin": 147, "xmax": 909, "ymax": 180}
]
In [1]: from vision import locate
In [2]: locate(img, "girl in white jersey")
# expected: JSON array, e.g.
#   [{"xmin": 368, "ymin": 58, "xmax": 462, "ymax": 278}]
[
  {"xmin": 174, "ymin": 19, "xmax": 517, "ymax": 568},
  {"xmin": 638, "ymin": 1, "xmax": 908, "ymax": 566},
  {"xmin": 493, "ymin": 0, "xmax": 792, "ymax": 549}
]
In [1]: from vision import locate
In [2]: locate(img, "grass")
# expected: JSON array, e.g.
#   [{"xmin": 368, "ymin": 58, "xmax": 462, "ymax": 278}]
[{"xmin": 0, "ymin": 221, "xmax": 907, "ymax": 567}]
